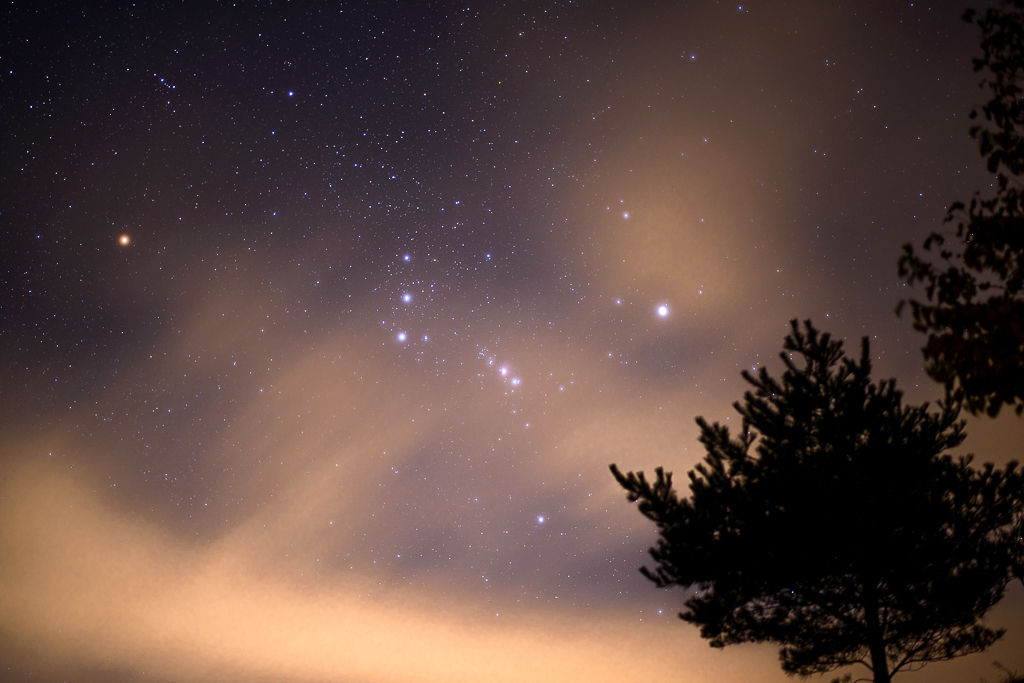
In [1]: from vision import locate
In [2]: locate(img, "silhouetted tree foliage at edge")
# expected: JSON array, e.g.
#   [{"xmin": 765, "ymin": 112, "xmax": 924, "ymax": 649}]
[
  {"xmin": 898, "ymin": 1, "xmax": 1024, "ymax": 417},
  {"xmin": 983, "ymin": 662, "xmax": 1024, "ymax": 683},
  {"xmin": 611, "ymin": 321, "xmax": 1022, "ymax": 683}
]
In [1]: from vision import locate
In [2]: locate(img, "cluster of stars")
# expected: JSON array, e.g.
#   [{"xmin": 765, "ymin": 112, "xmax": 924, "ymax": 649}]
[{"xmin": 4, "ymin": 2, "xmax": 996, "ymax": 676}]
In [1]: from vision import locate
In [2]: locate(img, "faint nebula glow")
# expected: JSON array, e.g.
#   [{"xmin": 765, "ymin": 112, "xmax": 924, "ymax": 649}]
[{"xmin": 8, "ymin": 4, "xmax": 1024, "ymax": 683}]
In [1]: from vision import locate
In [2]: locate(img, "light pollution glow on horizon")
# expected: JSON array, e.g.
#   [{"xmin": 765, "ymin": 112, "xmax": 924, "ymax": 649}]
[{"xmin": 2, "ymin": 2, "xmax": 1023, "ymax": 682}]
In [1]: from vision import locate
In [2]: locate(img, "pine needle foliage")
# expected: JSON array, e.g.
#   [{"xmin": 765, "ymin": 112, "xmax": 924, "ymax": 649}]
[{"xmin": 612, "ymin": 321, "xmax": 1021, "ymax": 683}]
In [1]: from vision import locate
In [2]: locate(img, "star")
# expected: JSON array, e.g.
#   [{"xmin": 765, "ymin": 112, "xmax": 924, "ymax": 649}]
[
  {"xmin": 118, "ymin": 234, "xmax": 131, "ymax": 246},
  {"xmin": 657, "ymin": 304, "xmax": 669, "ymax": 317}
]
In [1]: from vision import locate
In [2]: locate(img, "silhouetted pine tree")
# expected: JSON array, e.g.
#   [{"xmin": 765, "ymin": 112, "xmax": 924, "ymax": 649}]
[{"xmin": 612, "ymin": 321, "xmax": 1022, "ymax": 683}]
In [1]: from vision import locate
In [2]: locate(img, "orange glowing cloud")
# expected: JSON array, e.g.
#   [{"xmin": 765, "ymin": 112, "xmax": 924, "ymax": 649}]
[{"xmin": 0, "ymin": 459, "xmax": 790, "ymax": 683}]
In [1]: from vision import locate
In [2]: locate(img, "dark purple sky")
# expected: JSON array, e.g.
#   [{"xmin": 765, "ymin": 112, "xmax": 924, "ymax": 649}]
[{"xmin": 2, "ymin": 2, "xmax": 1021, "ymax": 682}]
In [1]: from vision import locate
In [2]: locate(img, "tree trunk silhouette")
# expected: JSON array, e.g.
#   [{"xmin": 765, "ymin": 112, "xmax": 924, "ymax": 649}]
[{"xmin": 863, "ymin": 583, "xmax": 892, "ymax": 683}]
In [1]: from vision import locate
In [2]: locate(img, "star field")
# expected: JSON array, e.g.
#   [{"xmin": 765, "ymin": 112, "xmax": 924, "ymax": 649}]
[{"xmin": 2, "ymin": 2, "xmax": 1023, "ymax": 682}]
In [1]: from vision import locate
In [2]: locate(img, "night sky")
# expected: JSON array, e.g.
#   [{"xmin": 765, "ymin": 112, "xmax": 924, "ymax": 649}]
[{"xmin": 2, "ymin": 2, "xmax": 1023, "ymax": 682}]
